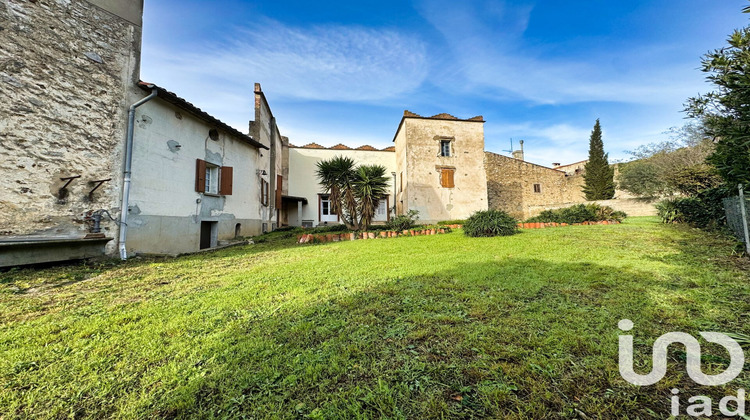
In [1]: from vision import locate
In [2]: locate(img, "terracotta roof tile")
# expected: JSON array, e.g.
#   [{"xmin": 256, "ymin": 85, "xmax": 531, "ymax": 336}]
[
  {"xmin": 330, "ymin": 143, "xmax": 351, "ymax": 150},
  {"xmin": 430, "ymin": 113, "xmax": 458, "ymax": 120},
  {"xmin": 381, "ymin": 146, "xmax": 396, "ymax": 152},
  {"xmin": 301, "ymin": 142, "xmax": 325, "ymax": 149},
  {"xmin": 404, "ymin": 110, "xmax": 421, "ymax": 117},
  {"xmin": 356, "ymin": 145, "xmax": 378, "ymax": 151},
  {"xmin": 468, "ymin": 115, "xmax": 484, "ymax": 121}
]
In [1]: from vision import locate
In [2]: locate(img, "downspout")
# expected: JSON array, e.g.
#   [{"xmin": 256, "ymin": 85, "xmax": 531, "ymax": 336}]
[{"xmin": 118, "ymin": 87, "xmax": 158, "ymax": 260}]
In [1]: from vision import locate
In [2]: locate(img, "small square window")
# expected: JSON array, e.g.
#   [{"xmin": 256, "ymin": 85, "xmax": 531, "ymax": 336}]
[
  {"xmin": 440, "ymin": 140, "xmax": 451, "ymax": 157},
  {"xmin": 533, "ymin": 183, "xmax": 541, "ymax": 193}
]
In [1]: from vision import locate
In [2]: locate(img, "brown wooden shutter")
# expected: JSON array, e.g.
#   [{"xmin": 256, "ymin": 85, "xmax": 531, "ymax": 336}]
[
  {"xmin": 219, "ymin": 166, "xmax": 233, "ymax": 195},
  {"xmin": 440, "ymin": 168, "xmax": 455, "ymax": 188},
  {"xmin": 195, "ymin": 159, "xmax": 207, "ymax": 192},
  {"xmin": 275, "ymin": 175, "xmax": 283, "ymax": 208}
]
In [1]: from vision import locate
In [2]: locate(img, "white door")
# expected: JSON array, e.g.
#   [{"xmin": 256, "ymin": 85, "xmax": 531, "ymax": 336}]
[
  {"xmin": 374, "ymin": 200, "xmax": 388, "ymax": 222},
  {"xmin": 320, "ymin": 195, "xmax": 338, "ymax": 222}
]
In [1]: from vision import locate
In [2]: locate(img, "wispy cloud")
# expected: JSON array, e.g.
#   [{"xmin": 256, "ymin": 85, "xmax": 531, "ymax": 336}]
[{"xmin": 416, "ymin": 0, "xmax": 703, "ymax": 106}]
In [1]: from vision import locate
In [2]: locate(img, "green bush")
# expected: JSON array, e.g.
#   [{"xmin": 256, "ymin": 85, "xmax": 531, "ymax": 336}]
[
  {"xmin": 387, "ymin": 210, "xmax": 419, "ymax": 231},
  {"xmin": 526, "ymin": 204, "xmax": 626, "ymax": 224},
  {"xmin": 437, "ymin": 219, "xmax": 467, "ymax": 226},
  {"xmin": 463, "ymin": 210, "xmax": 519, "ymax": 237},
  {"xmin": 656, "ymin": 187, "xmax": 726, "ymax": 229},
  {"xmin": 655, "ymin": 199, "xmax": 683, "ymax": 223}
]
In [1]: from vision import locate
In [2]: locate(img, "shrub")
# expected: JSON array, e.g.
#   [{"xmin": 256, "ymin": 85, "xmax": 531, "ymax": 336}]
[
  {"xmin": 463, "ymin": 210, "xmax": 519, "ymax": 237},
  {"xmin": 655, "ymin": 199, "xmax": 683, "ymax": 223},
  {"xmin": 437, "ymin": 219, "xmax": 467, "ymax": 226},
  {"xmin": 526, "ymin": 204, "xmax": 626, "ymax": 224},
  {"xmin": 656, "ymin": 187, "xmax": 727, "ymax": 229},
  {"xmin": 387, "ymin": 210, "xmax": 419, "ymax": 231}
]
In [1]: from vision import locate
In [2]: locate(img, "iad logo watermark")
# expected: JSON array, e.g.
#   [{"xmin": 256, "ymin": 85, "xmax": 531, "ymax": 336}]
[{"xmin": 618, "ymin": 319, "xmax": 746, "ymax": 417}]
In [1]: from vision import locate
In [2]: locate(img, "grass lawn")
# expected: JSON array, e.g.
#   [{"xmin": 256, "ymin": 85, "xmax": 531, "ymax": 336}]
[{"xmin": 1, "ymin": 217, "xmax": 749, "ymax": 419}]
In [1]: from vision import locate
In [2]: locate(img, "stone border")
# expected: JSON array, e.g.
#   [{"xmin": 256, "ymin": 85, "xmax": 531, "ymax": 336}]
[
  {"xmin": 297, "ymin": 227, "xmax": 457, "ymax": 244},
  {"xmin": 518, "ymin": 220, "xmax": 621, "ymax": 229}
]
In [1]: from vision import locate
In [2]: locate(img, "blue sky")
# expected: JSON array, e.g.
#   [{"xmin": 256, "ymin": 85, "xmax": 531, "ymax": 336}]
[{"xmin": 141, "ymin": 0, "xmax": 748, "ymax": 166}]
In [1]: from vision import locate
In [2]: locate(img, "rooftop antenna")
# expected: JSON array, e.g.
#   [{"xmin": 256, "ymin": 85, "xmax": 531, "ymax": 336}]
[{"xmin": 502, "ymin": 138, "xmax": 514, "ymax": 155}]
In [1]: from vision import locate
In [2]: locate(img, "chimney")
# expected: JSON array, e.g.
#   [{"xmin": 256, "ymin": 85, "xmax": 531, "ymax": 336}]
[{"xmin": 512, "ymin": 140, "xmax": 525, "ymax": 161}]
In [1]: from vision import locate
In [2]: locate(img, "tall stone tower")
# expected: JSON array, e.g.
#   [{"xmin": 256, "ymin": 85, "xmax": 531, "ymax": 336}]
[{"xmin": 393, "ymin": 111, "xmax": 488, "ymax": 223}]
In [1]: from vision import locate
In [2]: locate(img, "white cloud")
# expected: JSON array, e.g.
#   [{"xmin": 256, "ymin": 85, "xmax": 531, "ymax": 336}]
[{"xmin": 416, "ymin": 0, "xmax": 704, "ymax": 106}]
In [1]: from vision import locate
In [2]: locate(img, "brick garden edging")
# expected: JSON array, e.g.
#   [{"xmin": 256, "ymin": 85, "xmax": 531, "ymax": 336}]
[
  {"xmin": 297, "ymin": 225, "xmax": 460, "ymax": 244},
  {"xmin": 518, "ymin": 220, "xmax": 621, "ymax": 229},
  {"xmin": 296, "ymin": 221, "xmax": 620, "ymax": 244}
]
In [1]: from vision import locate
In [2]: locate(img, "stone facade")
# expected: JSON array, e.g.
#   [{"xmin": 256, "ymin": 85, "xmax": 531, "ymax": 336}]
[
  {"xmin": 485, "ymin": 151, "xmax": 585, "ymax": 220},
  {"xmin": 0, "ymin": 0, "xmax": 142, "ymax": 246},
  {"xmin": 394, "ymin": 112, "xmax": 489, "ymax": 223}
]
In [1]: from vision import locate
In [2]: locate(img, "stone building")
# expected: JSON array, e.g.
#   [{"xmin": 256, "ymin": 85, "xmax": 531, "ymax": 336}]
[
  {"xmin": 485, "ymin": 152, "xmax": 585, "ymax": 220},
  {"xmin": 394, "ymin": 111, "xmax": 489, "ymax": 223},
  {"xmin": 0, "ymin": 1, "xmax": 289, "ymax": 265},
  {"xmin": 1, "ymin": 0, "xmax": 145, "ymax": 264}
]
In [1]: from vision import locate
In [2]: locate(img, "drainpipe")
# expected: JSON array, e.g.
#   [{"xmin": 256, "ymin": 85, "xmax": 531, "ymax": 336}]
[{"xmin": 118, "ymin": 86, "xmax": 158, "ymax": 260}]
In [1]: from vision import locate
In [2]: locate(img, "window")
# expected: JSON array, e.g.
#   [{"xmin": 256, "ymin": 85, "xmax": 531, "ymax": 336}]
[
  {"xmin": 205, "ymin": 165, "xmax": 219, "ymax": 194},
  {"xmin": 195, "ymin": 159, "xmax": 232, "ymax": 195},
  {"xmin": 439, "ymin": 168, "xmax": 455, "ymax": 188},
  {"xmin": 261, "ymin": 179, "xmax": 269, "ymax": 206},
  {"xmin": 440, "ymin": 140, "xmax": 451, "ymax": 157},
  {"xmin": 302, "ymin": 220, "xmax": 314, "ymax": 228},
  {"xmin": 319, "ymin": 194, "xmax": 338, "ymax": 222},
  {"xmin": 533, "ymin": 183, "xmax": 541, "ymax": 193},
  {"xmin": 399, "ymin": 172, "xmax": 403, "ymax": 192}
]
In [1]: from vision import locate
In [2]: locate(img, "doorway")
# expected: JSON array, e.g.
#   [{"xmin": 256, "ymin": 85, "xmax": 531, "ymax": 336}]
[{"xmin": 200, "ymin": 221, "xmax": 217, "ymax": 249}]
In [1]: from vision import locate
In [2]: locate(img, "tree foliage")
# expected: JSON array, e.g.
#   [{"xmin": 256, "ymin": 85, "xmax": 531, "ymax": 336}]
[
  {"xmin": 616, "ymin": 123, "xmax": 718, "ymax": 197},
  {"xmin": 316, "ymin": 156, "xmax": 390, "ymax": 230},
  {"xmin": 582, "ymin": 119, "xmax": 615, "ymax": 200},
  {"xmin": 686, "ymin": 26, "xmax": 750, "ymax": 187}
]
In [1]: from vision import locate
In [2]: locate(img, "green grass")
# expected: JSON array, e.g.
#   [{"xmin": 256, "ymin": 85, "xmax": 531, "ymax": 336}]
[{"xmin": 1, "ymin": 217, "xmax": 749, "ymax": 419}]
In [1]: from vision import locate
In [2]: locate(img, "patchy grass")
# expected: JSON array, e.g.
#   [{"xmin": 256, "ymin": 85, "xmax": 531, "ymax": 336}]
[{"xmin": 1, "ymin": 217, "xmax": 749, "ymax": 419}]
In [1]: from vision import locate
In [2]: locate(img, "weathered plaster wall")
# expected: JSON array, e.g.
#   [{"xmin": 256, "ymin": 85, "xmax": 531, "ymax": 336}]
[
  {"xmin": 396, "ymin": 116, "xmax": 488, "ymax": 223},
  {"xmin": 485, "ymin": 152, "xmax": 585, "ymax": 220},
  {"xmin": 249, "ymin": 83, "xmax": 278, "ymax": 230},
  {"xmin": 126, "ymin": 97, "xmax": 264, "ymax": 255},
  {"xmin": 0, "ymin": 0, "xmax": 142, "ymax": 247},
  {"xmin": 287, "ymin": 147, "xmax": 397, "ymax": 226}
]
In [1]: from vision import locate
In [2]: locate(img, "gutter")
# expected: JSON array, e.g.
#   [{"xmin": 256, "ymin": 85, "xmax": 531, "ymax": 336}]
[{"xmin": 118, "ymin": 86, "xmax": 158, "ymax": 260}]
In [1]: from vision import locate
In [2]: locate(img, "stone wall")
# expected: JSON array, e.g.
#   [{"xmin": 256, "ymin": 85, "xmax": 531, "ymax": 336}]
[
  {"xmin": 485, "ymin": 152, "xmax": 585, "ymax": 219},
  {"xmin": 0, "ymin": 0, "xmax": 142, "ymax": 244},
  {"xmin": 527, "ymin": 198, "xmax": 658, "ymax": 218}
]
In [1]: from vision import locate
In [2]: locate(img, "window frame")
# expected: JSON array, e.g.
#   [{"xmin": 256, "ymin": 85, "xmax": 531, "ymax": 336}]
[
  {"xmin": 440, "ymin": 140, "xmax": 451, "ymax": 157},
  {"xmin": 318, "ymin": 194, "xmax": 339, "ymax": 222},
  {"xmin": 533, "ymin": 183, "xmax": 542, "ymax": 194}
]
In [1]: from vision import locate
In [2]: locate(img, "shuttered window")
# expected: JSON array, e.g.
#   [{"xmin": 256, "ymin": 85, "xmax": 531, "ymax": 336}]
[
  {"xmin": 275, "ymin": 175, "xmax": 283, "ymax": 208},
  {"xmin": 195, "ymin": 159, "xmax": 232, "ymax": 195},
  {"xmin": 261, "ymin": 179, "xmax": 269, "ymax": 206},
  {"xmin": 219, "ymin": 166, "xmax": 233, "ymax": 195},
  {"xmin": 440, "ymin": 168, "xmax": 455, "ymax": 188}
]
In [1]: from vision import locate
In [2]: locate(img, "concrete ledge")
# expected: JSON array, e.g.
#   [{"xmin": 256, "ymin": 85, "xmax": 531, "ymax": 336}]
[{"xmin": 0, "ymin": 237, "xmax": 112, "ymax": 268}]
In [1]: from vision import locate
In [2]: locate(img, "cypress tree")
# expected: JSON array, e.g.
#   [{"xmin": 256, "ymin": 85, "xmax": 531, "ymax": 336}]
[{"xmin": 582, "ymin": 119, "xmax": 615, "ymax": 200}]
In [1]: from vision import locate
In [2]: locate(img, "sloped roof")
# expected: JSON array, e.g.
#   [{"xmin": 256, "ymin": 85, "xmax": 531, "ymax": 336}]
[
  {"xmin": 292, "ymin": 143, "xmax": 394, "ymax": 152},
  {"xmin": 137, "ymin": 81, "xmax": 267, "ymax": 150}
]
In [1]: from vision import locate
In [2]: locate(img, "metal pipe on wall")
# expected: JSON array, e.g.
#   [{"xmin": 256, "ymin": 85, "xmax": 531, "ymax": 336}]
[{"xmin": 118, "ymin": 86, "xmax": 158, "ymax": 260}]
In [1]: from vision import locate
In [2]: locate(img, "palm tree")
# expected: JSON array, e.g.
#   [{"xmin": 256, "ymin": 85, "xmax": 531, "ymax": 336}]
[
  {"xmin": 354, "ymin": 164, "xmax": 389, "ymax": 229},
  {"xmin": 315, "ymin": 156, "xmax": 359, "ymax": 230}
]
